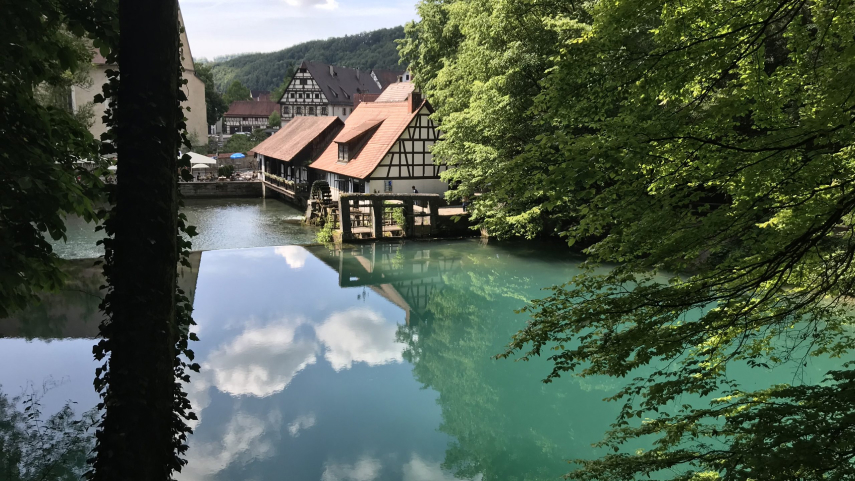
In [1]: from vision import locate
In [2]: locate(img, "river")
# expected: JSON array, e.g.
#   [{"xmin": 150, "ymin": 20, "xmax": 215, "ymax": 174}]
[{"xmin": 0, "ymin": 199, "xmax": 842, "ymax": 480}]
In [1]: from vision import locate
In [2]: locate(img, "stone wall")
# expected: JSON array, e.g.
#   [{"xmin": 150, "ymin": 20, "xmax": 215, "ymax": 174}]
[{"xmin": 179, "ymin": 181, "xmax": 262, "ymax": 198}]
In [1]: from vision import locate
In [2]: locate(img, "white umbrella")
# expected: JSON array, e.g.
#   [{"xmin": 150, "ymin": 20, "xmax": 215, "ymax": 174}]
[
  {"xmin": 107, "ymin": 165, "xmax": 118, "ymax": 171},
  {"xmin": 191, "ymin": 163, "xmax": 211, "ymax": 170},
  {"xmin": 185, "ymin": 151, "xmax": 217, "ymax": 164}
]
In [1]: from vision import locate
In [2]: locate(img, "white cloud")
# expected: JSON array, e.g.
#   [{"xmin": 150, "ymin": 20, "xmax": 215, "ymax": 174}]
[
  {"xmin": 181, "ymin": 411, "xmax": 281, "ymax": 480},
  {"xmin": 205, "ymin": 320, "xmax": 318, "ymax": 397},
  {"xmin": 288, "ymin": 412, "xmax": 317, "ymax": 437},
  {"xmin": 274, "ymin": 246, "xmax": 309, "ymax": 269},
  {"xmin": 321, "ymin": 456, "xmax": 382, "ymax": 481},
  {"xmin": 314, "ymin": 308, "xmax": 405, "ymax": 371},
  {"xmin": 283, "ymin": 0, "xmax": 339, "ymax": 9},
  {"xmin": 402, "ymin": 454, "xmax": 482, "ymax": 481}
]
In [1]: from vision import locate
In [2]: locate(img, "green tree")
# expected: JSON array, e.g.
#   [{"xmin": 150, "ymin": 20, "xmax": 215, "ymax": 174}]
[
  {"xmin": 222, "ymin": 79, "xmax": 250, "ymax": 106},
  {"xmin": 0, "ymin": 0, "xmax": 110, "ymax": 318},
  {"xmin": 223, "ymin": 128, "xmax": 266, "ymax": 153},
  {"xmin": 195, "ymin": 63, "xmax": 228, "ymax": 126},
  {"xmin": 0, "ymin": 384, "xmax": 98, "ymax": 481},
  {"xmin": 406, "ymin": 0, "xmax": 855, "ymax": 479},
  {"xmin": 208, "ymin": 27, "xmax": 404, "ymax": 92},
  {"xmin": 268, "ymin": 110, "xmax": 281, "ymax": 128},
  {"xmin": 399, "ymin": 0, "xmax": 574, "ymax": 239},
  {"xmin": 270, "ymin": 63, "xmax": 295, "ymax": 102}
]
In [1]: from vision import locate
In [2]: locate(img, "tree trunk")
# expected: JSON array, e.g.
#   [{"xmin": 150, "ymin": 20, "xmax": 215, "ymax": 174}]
[{"xmin": 93, "ymin": 1, "xmax": 181, "ymax": 479}]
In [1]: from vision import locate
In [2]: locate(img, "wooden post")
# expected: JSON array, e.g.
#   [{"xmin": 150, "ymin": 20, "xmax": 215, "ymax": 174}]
[
  {"xmin": 372, "ymin": 199, "xmax": 384, "ymax": 239},
  {"xmin": 339, "ymin": 196, "xmax": 352, "ymax": 240},
  {"xmin": 403, "ymin": 200, "xmax": 415, "ymax": 237},
  {"xmin": 428, "ymin": 198, "xmax": 439, "ymax": 236}
]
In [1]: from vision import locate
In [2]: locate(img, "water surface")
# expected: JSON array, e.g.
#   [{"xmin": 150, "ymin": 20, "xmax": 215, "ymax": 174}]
[
  {"xmin": 52, "ymin": 198, "xmax": 316, "ymax": 259},
  {"xmin": 0, "ymin": 240, "xmax": 843, "ymax": 480}
]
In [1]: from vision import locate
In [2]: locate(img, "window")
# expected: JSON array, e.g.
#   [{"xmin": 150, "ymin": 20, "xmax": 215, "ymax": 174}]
[
  {"xmin": 290, "ymin": 93, "xmax": 295, "ymax": 98},
  {"xmin": 321, "ymin": 106, "xmax": 328, "ymax": 115},
  {"xmin": 242, "ymin": 117, "xmax": 248, "ymax": 122},
  {"xmin": 299, "ymin": 68, "xmax": 307, "ymax": 73},
  {"xmin": 338, "ymin": 143, "xmax": 348, "ymax": 162},
  {"xmin": 298, "ymin": 93, "xmax": 303, "ymax": 99},
  {"xmin": 300, "ymin": 79, "xmax": 307, "ymax": 85},
  {"xmin": 283, "ymin": 106, "xmax": 290, "ymax": 115},
  {"xmin": 314, "ymin": 93, "xmax": 319, "ymax": 99},
  {"xmin": 308, "ymin": 106, "xmax": 315, "ymax": 115},
  {"xmin": 296, "ymin": 106, "xmax": 302, "ymax": 115}
]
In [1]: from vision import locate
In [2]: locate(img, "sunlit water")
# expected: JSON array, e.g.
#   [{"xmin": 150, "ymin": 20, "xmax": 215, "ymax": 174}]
[
  {"xmin": 0, "ymin": 239, "xmax": 844, "ymax": 480},
  {"xmin": 52, "ymin": 198, "xmax": 316, "ymax": 259}
]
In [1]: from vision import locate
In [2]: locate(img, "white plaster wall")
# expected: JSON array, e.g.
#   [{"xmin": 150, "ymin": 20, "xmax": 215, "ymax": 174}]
[
  {"xmin": 366, "ymin": 179, "xmax": 447, "ymax": 195},
  {"xmin": 183, "ymin": 72, "xmax": 207, "ymax": 144}
]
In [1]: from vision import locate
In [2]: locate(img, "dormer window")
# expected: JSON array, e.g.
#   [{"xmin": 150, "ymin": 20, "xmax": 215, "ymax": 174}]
[{"xmin": 338, "ymin": 144, "xmax": 348, "ymax": 162}]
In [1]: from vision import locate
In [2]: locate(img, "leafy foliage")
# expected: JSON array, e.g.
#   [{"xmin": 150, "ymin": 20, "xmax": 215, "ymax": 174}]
[
  {"xmin": 89, "ymin": 2, "xmax": 199, "ymax": 478},
  {"xmin": 222, "ymin": 79, "xmax": 250, "ymax": 106},
  {"xmin": 268, "ymin": 110, "xmax": 281, "ymax": 128},
  {"xmin": 405, "ymin": 0, "xmax": 855, "ymax": 479},
  {"xmin": 210, "ymin": 26, "xmax": 405, "ymax": 92},
  {"xmin": 0, "ymin": 383, "xmax": 98, "ymax": 481},
  {"xmin": 217, "ymin": 164, "xmax": 235, "ymax": 178},
  {"xmin": 269, "ymin": 63, "xmax": 295, "ymax": 103},
  {"xmin": 399, "ymin": 0, "xmax": 576, "ymax": 239},
  {"xmin": 0, "ymin": 0, "xmax": 111, "ymax": 318},
  {"xmin": 195, "ymin": 63, "xmax": 228, "ymax": 126},
  {"xmin": 223, "ymin": 128, "xmax": 266, "ymax": 153}
]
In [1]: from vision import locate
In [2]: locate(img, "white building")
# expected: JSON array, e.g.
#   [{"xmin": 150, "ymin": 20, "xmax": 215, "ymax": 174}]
[{"xmin": 276, "ymin": 61, "xmax": 402, "ymax": 125}]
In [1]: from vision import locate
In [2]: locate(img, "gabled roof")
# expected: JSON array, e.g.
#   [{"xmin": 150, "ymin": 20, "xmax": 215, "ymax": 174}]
[
  {"xmin": 375, "ymin": 82, "xmax": 416, "ymax": 102},
  {"xmin": 310, "ymin": 98, "xmax": 428, "ymax": 179},
  {"xmin": 224, "ymin": 100, "xmax": 278, "ymax": 117},
  {"xmin": 334, "ymin": 119, "xmax": 384, "ymax": 143},
  {"xmin": 297, "ymin": 61, "xmax": 386, "ymax": 106},
  {"xmin": 253, "ymin": 116, "xmax": 343, "ymax": 162}
]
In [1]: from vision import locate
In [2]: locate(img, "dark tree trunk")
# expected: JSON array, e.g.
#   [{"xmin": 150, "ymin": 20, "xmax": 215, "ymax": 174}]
[{"xmin": 93, "ymin": 1, "xmax": 181, "ymax": 479}]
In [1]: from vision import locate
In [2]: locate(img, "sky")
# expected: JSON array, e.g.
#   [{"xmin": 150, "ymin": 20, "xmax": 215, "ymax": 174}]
[{"xmin": 181, "ymin": 0, "xmax": 419, "ymax": 60}]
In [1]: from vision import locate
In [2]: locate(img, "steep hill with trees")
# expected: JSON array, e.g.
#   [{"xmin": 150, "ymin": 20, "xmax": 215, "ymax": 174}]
[{"xmin": 209, "ymin": 26, "xmax": 404, "ymax": 92}]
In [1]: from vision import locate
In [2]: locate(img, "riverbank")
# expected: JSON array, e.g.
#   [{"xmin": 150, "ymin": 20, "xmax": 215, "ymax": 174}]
[{"xmin": 179, "ymin": 180, "xmax": 262, "ymax": 198}]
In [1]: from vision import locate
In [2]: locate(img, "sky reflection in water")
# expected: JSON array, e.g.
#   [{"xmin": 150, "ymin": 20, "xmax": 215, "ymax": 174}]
[{"xmin": 3, "ymin": 240, "xmax": 840, "ymax": 480}]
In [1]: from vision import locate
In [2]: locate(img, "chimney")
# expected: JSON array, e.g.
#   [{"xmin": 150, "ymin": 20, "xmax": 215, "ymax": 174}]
[
  {"xmin": 356, "ymin": 69, "xmax": 360, "ymax": 80},
  {"xmin": 329, "ymin": 65, "xmax": 335, "ymax": 76},
  {"xmin": 408, "ymin": 91, "xmax": 422, "ymax": 113}
]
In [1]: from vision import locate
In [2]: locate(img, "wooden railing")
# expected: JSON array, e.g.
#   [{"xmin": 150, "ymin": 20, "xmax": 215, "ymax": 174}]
[{"xmin": 263, "ymin": 172, "xmax": 309, "ymax": 194}]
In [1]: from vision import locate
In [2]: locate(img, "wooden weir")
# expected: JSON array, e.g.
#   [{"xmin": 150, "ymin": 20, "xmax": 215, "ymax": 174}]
[{"xmin": 338, "ymin": 193, "xmax": 442, "ymax": 241}]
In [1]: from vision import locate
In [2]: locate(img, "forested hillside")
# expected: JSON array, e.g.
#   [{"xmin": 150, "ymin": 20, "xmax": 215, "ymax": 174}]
[{"xmin": 208, "ymin": 26, "xmax": 404, "ymax": 92}]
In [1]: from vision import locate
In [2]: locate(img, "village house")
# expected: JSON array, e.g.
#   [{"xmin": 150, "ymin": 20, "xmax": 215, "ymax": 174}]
[
  {"xmin": 309, "ymin": 81, "xmax": 446, "ymax": 199},
  {"xmin": 276, "ymin": 61, "xmax": 402, "ymax": 125},
  {"xmin": 71, "ymin": 9, "xmax": 207, "ymax": 146},
  {"xmin": 222, "ymin": 100, "xmax": 279, "ymax": 135},
  {"xmin": 254, "ymin": 116, "xmax": 344, "ymax": 197}
]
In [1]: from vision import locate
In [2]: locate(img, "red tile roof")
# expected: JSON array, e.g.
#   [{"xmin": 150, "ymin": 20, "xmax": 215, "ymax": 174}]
[
  {"xmin": 310, "ymin": 99, "xmax": 427, "ymax": 179},
  {"xmin": 376, "ymin": 82, "xmax": 415, "ymax": 102},
  {"xmin": 253, "ymin": 116, "xmax": 343, "ymax": 162},
  {"xmin": 334, "ymin": 119, "xmax": 384, "ymax": 143},
  {"xmin": 224, "ymin": 100, "xmax": 278, "ymax": 117}
]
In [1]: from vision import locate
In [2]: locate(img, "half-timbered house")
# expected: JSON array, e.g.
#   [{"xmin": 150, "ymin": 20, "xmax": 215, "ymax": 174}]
[
  {"xmin": 309, "ymin": 82, "xmax": 445, "ymax": 199},
  {"xmin": 254, "ymin": 116, "xmax": 344, "ymax": 202},
  {"xmin": 276, "ymin": 61, "xmax": 402, "ymax": 125},
  {"xmin": 222, "ymin": 100, "xmax": 279, "ymax": 135}
]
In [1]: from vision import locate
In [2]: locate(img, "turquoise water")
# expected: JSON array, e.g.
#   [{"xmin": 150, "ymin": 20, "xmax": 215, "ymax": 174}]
[
  {"xmin": 51, "ymin": 198, "xmax": 316, "ymax": 259},
  {"xmin": 0, "ymin": 239, "xmax": 844, "ymax": 480}
]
